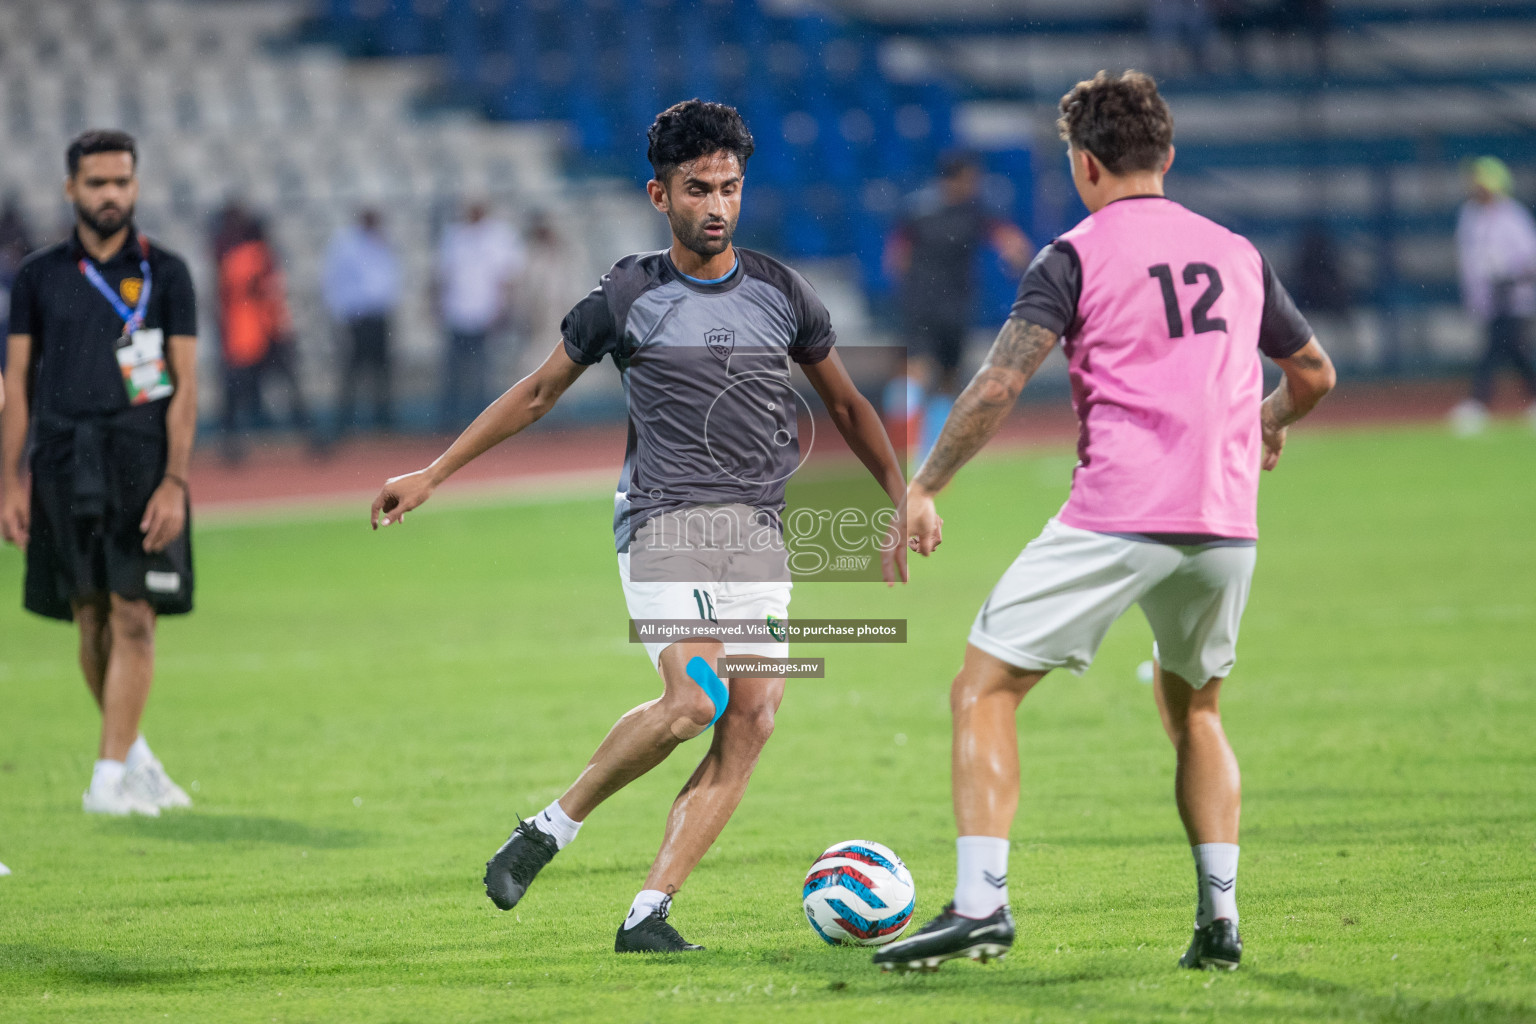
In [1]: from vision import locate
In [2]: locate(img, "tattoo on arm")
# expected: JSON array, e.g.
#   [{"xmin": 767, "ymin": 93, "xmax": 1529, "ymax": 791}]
[
  {"xmin": 987, "ymin": 317, "xmax": 1060, "ymax": 377},
  {"xmin": 913, "ymin": 318, "xmax": 1058, "ymax": 493},
  {"xmin": 1261, "ymin": 380, "xmax": 1299, "ymax": 432},
  {"xmin": 1263, "ymin": 340, "xmax": 1332, "ymax": 432}
]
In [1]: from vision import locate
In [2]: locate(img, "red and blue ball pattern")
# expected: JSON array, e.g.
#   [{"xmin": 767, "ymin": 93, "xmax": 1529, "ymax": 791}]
[{"xmin": 802, "ymin": 840, "xmax": 915, "ymax": 946}]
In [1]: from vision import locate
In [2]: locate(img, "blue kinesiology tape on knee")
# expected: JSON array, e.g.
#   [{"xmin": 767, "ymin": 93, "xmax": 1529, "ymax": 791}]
[{"xmin": 685, "ymin": 656, "xmax": 729, "ymax": 728}]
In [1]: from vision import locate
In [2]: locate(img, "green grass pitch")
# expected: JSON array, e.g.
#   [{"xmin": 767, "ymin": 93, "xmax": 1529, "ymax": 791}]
[{"xmin": 1, "ymin": 424, "xmax": 1533, "ymax": 1023}]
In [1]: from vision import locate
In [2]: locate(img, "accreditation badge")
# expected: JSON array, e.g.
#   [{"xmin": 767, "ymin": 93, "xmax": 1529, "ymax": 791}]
[{"xmin": 116, "ymin": 327, "xmax": 175, "ymax": 405}]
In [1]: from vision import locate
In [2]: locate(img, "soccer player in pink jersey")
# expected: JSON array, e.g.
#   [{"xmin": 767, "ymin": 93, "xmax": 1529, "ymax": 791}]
[{"xmin": 874, "ymin": 71, "xmax": 1337, "ymax": 974}]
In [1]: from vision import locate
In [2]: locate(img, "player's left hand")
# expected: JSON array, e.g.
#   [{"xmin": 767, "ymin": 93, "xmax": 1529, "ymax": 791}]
[
  {"xmin": 140, "ymin": 480, "xmax": 187, "ymax": 552},
  {"xmin": 905, "ymin": 485, "xmax": 943, "ymax": 557},
  {"xmin": 880, "ymin": 501, "xmax": 909, "ymax": 585}
]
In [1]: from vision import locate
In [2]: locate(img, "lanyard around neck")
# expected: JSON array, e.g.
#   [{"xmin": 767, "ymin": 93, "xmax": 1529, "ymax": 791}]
[{"xmin": 77, "ymin": 234, "xmax": 152, "ymax": 334}]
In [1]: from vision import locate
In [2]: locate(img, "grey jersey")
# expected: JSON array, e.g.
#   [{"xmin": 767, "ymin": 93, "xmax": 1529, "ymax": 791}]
[{"xmin": 561, "ymin": 248, "xmax": 836, "ymax": 552}]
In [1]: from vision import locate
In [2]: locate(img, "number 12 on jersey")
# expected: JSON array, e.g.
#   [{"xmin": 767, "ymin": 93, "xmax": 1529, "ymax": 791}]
[{"xmin": 1148, "ymin": 262, "xmax": 1228, "ymax": 338}]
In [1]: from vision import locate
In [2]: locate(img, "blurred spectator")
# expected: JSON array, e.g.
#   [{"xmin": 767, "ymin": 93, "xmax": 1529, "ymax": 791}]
[
  {"xmin": 1149, "ymin": 0, "xmax": 1216, "ymax": 77},
  {"xmin": 518, "ymin": 211, "xmax": 583, "ymax": 372},
  {"xmin": 0, "ymin": 196, "xmax": 35, "ymax": 358},
  {"xmin": 1450, "ymin": 157, "xmax": 1536, "ymax": 434},
  {"xmin": 1290, "ymin": 222, "xmax": 1352, "ymax": 313},
  {"xmin": 885, "ymin": 152, "xmax": 1031, "ymax": 461},
  {"xmin": 434, "ymin": 201, "xmax": 524, "ymax": 432},
  {"xmin": 217, "ymin": 214, "xmax": 311, "ymax": 462},
  {"xmin": 323, "ymin": 209, "xmax": 400, "ymax": 435},
  {"xmin": 210, "ymin": 199, "xmax": 252, "ymax": 264},
  {"xmin": 1289, "ymin": 221, "xmax": 1358, "ymax": 364}
]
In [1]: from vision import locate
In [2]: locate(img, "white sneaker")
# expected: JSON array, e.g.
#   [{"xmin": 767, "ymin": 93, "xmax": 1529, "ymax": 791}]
[
  {"xmin": 83, "ymin": 779, "xmax": 161, "ymax": 817},
  {"xmin": 1449, "ymin": 399, "xmax": 1489, "ymax": 436},
  {"xmin": 124, "ymin": 758, "xmax": 193, "ymax": 810}
]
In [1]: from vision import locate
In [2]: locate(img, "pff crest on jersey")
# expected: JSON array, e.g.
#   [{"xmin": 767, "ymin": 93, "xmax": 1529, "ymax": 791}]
[{"xmin": 705, "ymin": 327, "xmax": 734, "ymax": 361}]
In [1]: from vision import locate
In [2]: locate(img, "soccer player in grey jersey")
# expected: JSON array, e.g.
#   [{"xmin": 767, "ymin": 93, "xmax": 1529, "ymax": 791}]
[{"xmin": 370, "ymin": 101, "xmax": 906, "ymax": 953}]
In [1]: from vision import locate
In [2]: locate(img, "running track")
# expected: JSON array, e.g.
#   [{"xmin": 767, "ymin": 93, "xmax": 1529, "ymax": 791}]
[{"xmin": 188, "ymin": 378, "xmax": 1523, "ymax": 519}]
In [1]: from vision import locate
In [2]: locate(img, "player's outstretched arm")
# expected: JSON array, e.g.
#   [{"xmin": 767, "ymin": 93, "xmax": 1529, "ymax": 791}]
[
  {"xmin": 802, "ymin": 350, "xmax": 909, "ymax": 583},
  {"xmin": 370, "ymin": 342, "xmax": 588, "ymax": 529},
  {"xmin": 906, "ymin": 317, "xmax": 1058, "ymax": 557},
  {"xmin": 1260, "ymin": 338, "xmax": 1336, "ymax": 472}
]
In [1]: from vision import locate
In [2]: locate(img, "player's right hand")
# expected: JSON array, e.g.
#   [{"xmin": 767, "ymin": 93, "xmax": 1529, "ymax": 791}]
[
  {"xmin": 905, "ymin": 485, "xmax": 943, "ymax": 557},
  {"xmin": 0, "ymin": 485, "xmax": 29, "ymax": 549},
  {"xmin": 1260, "ymin": 423, "xmax": 1287, "ymax": 472},
  {"xmin": 371, "ymin": 469, "xmax": 435, "ymax": 530}
]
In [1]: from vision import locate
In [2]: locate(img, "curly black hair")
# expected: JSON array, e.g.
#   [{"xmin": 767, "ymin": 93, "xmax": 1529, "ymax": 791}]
[
  {"xmin": 646, "ymin": 100, "xmax": 755, "ymax": 185},
  {"xmin": 67, "ymin": 129, "xmax": 137, "ymax": 176},
  {"xmin": 1057, "ymin": 70, "xmax": 1173, "ymax": 176}
]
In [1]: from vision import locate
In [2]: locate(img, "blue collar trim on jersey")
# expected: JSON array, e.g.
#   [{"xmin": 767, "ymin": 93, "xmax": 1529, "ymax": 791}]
[{"xmin": 676, "ymin": 256, "xmax": 739, "ymax": 286}]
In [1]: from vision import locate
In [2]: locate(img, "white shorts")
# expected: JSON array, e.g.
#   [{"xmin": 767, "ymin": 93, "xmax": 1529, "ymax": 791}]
[
  {"xmin": 619, "ymin": 505, "xmax": 792, "ymax": 670},
  {"xmin": 968, "ymin": 519, "xmax": 1256, "ymax": 687}
]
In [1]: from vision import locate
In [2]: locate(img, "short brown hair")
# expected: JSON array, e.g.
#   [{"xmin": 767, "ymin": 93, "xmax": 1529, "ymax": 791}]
[{"xmin": 1056, "ymin": 70, "xmax": 1173, "ymax": 176}]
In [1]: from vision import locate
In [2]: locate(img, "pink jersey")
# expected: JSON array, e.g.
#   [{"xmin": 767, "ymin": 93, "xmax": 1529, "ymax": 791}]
[{"xmin": 1011, "ymin": 197, "xmax": 1312, "ymax": 540}]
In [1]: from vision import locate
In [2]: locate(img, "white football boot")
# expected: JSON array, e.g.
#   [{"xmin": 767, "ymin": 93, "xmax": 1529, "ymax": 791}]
[
  {"xmin": 0, "ymin": 861, "xmax": 11, "ymax": 876},
  {"xmin": 83, "ymin": 777, "xmax": 161, "ymax": 817},
  {"xmin": 124, "ymin": 757, "xmax": 193, "ymax": 810}
]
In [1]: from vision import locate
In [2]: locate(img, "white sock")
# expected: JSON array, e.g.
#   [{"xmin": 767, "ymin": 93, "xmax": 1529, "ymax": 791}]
[
  {"xmin": 533, "ymin": 800, "xmax": 582, "ymax": 850},
  {"xmin": 1192, "ymin": 843, "xmax": 1239, "ymax": 927},
  {"xmin": 91, "ymin": 759, "xmax": 126, "ymax": 793},
  {"xmin": 125, "ymin": 736, "xmax": 153, "ymax": 772},
  {"xmin": 623, "ymin": 889, "xmax": 669, "ymax": 930},
  {"xmin": 953, "ymin": 835, "xmax": 1010, "ymax": 918}
]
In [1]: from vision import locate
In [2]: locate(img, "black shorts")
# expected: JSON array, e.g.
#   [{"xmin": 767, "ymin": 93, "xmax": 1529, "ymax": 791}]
[
  {"xmin": 24, "ymin": 425, "xmax": 194, "ymax": 622},
  {"xmin": 906, "ymin": 320, "xmax": 968, "ymax": 374}
]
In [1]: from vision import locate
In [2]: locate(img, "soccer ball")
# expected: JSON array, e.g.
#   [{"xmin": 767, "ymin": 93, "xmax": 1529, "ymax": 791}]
[{"xmin": 802, "ymin": 840, "xmax": 915, "ymax": 946}]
